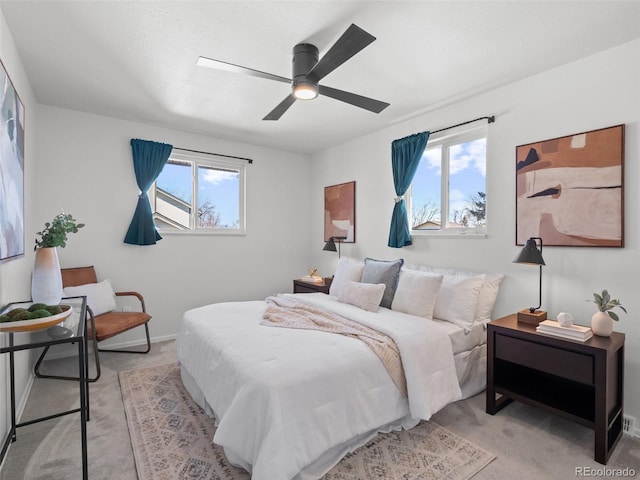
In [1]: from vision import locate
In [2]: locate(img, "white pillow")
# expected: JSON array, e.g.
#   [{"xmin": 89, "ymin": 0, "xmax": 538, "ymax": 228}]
[
  {"xmin": 433, "ymin": 274, "xmax": 485, "ymax": 328},
  {"xmin": 63, "ymin": 279, "xmax": 117, "ymax": 316},
  {"xmin": 391, "ymin": 270, "xmax": 444, "ymax": 318},
  {"xmin": 337, "ymin": 281, "xmax": 385, "ymax": 312},
  {"xmin": 475, "ymin": 273, "xmax": 505, "ymax": 321},
  {"xmin": 405, "ymin": 264, "xmax": 504, "ymax": 321},
  {"xmin": 329, "ymin": 258, "xmax": 364, "ymax": 297}
]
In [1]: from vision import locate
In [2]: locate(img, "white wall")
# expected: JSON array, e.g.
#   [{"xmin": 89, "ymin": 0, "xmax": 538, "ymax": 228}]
[
  {"xmin": 34, "ymin": 105, "xmax": 312, "ymax": 348},
  {"xmin": 0, "ymin": 8, "xmax": 39, "ymax": 461},
  {"xmin": 309, "ymin": 39, "xmax": 640, "ymax": 424},
  {"xmin": 2, "ymin": 5, "xmax": 312, "ymax": 446}
]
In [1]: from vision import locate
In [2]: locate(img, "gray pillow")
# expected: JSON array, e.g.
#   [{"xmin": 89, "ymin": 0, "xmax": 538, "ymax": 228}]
[{"xmin": 361, "ymin": 258, "xmax": 404, "ymax": 308}]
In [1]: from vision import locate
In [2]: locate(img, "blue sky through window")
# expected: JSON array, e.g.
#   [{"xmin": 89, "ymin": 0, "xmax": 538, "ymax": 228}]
[
  {"xmin": 412, "ymin": 137, "xmax": 486, "ymax": 227},
  {"xmin": 156, "ymin": 160, "xmax": 240, "ymax": 228}
]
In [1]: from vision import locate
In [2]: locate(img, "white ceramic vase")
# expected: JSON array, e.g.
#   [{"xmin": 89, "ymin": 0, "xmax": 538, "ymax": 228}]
[
  {"xmin": 591, "ymin": 310, "xmax": 613, "ymax": 337},
  {"xmin": 31, "ymin": 247, "xmax": 63, "ymax": 305}
]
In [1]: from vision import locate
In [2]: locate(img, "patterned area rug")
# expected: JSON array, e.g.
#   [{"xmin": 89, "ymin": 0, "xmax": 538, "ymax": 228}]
[{"xmin": 119, "ymin": 362, "xmax": 495, "ymax": 480}]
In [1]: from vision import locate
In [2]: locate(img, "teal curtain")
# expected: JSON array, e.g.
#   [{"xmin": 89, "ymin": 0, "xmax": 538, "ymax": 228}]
[
  {"xmin": 388, "ymin": 131, "xmax": 430, "ymax": 248},
  {"xmin": 124, "ymin": 139, "xmax": 173, "ymax": 245}
]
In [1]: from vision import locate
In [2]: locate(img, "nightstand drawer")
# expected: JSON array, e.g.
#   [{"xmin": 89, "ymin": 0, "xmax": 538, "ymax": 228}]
[
  {"xmin": 292, "ymin": 279, "xmax": 331, "ymax": 294},
  {"xmin": 295, "ymin": 283, "xmax": 323, "ymax": 293},
  {"xmin": 495, "ymin": 334, "xmax": 594, "ymax": 385}
]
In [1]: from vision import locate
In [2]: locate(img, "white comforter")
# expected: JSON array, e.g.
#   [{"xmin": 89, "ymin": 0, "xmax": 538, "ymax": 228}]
[{"xmin": 176, "ymin": 293, "xmax": 461, "ymax": 480}]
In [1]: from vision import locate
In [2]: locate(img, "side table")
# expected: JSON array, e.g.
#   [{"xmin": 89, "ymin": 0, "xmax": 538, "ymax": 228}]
[
  {"xmin": 293, "ymin": 278, "xmax": 332, "ymax": 294},
  {"xmin": 486, "ymin": 314, "xmax": 624, "ymax": 464},
  {"xmin": 0, "ymin": 296, "xmax": 89, "ymax": 479}
]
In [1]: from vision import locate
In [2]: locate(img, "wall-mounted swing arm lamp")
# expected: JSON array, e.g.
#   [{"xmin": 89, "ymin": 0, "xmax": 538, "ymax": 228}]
[
  {"xmin": 513, "ymin": 236, "xmax": 547, "ymax": 325},
  {"xmin": 322, "ymin": 236, "xmax": 347, "ymax": 258}
]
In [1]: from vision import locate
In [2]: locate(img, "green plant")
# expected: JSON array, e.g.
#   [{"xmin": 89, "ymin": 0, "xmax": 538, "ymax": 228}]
[
  {"xmin": 34, "ymin": 211, "xmax": 85, "ymax": 250},
  {"xmin": 589, "ymin": 289, "xmax": 627, "ymax": 321}
]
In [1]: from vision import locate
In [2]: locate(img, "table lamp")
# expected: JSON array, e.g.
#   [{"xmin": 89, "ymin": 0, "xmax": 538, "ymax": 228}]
[
  {"xmin": 513, "ymin": 237, "xmax": 547, "ymax": 324},
  {"xmin": 322, "ymin": 236, "xmax": 347, "ymax": 258}
]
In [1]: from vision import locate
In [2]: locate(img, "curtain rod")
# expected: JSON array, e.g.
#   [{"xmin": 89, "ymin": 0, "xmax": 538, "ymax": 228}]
[
  {"xmin": 425, "ymin": 115, "xmax": 495, "ymax": 136},
  {"xmin": 174, "ymin": 147, "xmax": 253, "ymax": 164}
]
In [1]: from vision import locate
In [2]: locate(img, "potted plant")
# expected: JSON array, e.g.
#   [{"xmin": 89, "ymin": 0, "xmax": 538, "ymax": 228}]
[
  {"xmin": 589, "ymin": 289, "xmax": 626, "ymax": 337},
  {"xmin": 32, "ymin": 211, "xmax": 84, "ymax": 305},
  {"xmin": 34, "ymin": 211, "xmax": 85, "ymax": 250}
]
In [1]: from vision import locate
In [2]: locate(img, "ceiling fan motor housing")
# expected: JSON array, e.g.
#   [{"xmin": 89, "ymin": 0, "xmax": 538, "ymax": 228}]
[{"xmin": 292, "ymin": 43, "xmax": 319, "ymax": 90}]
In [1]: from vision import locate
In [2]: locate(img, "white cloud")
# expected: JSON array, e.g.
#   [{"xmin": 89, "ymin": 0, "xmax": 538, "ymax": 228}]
[
  {"xmin": 423, "ymin": 148, "xmax": 441, "ymax": 174},
  {"xmin": 201, "ymin": 169, "xmax": 238, "ymax": 186},
  {"xmin": 450, "ymin": 138, "xmax": 486, "ymax": 176}
]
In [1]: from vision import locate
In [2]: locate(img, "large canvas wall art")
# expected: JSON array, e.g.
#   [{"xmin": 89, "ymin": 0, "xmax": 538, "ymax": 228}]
[
  {"xmin": 324, "ymin": 181, "xmax": 355, "ymax": 242},
  {"xmin": 0, "ymin": 58, "xmax": 25, "ymax": 260},
  {"xmin": 516, "ymin": 125, "xmax": 624, "ymax": 247}
]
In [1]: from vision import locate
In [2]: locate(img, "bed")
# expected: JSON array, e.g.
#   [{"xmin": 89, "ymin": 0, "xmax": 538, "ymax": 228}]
[{"xmin": 175, "ymin": 259, "xmax": 503, "ymax": 480}]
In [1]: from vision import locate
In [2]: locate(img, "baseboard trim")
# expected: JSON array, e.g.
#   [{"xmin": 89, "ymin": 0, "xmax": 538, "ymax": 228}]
[
  {"xmin": 40, "ymin": 334, "xmax": 177, "ymax": 361},
  {"xmin": 1, "ymin": 371, "xmax": 35, "ymax": 469}
]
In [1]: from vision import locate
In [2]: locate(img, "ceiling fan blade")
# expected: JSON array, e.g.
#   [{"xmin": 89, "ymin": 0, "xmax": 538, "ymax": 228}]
[
  {"xmin": 307, "ymin": 24, "xmax": 376, "ymax": 83},
  {"xmin": 197, "ymin": 56, "xmax": 291, "ymax": 84},
  {"xmin": 263, "ymin": 95, "xmax": 297, "ymax": 121},
  {"xmin": 319, "ymin": 85, "xmax": 389, "ymax": 114}
]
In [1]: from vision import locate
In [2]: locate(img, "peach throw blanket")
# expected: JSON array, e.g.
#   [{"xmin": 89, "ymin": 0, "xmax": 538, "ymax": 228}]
[{"xmin": 262, "ymin": 295, "xmax": 407, "ymax": 396}]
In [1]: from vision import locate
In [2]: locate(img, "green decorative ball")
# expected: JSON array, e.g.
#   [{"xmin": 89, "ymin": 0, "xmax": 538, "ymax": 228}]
[
  {"xmin": 12, "ymin": 311, "xmax": 33, "ymax": 321},
  {"xmin": 29, "ymin": 303, "xmax": 48, "ymax": 312},
  {"xmin": 45, "ymin": 305, "xmax": 63, "ymax": 315},
  {"xmin": 30, "ymin": 309, "xmax": 52, "ymax": 319},
  {"xmin": 7, "ymin": 308, "xmax": 28, "ymax": 318}
]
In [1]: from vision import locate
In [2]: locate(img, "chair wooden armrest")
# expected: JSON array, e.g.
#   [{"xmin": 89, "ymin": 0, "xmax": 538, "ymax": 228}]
[{"xmin": 115, "ymin": 291, "xmax": 147, "ymax": 312}]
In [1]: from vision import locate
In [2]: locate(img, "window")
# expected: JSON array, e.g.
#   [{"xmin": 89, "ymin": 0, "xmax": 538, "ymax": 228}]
[
  {"xmin": 151, "ymin": 150, "xmax": 246, "ymax": 234},
  {"xmin": 409, "ymin": 128, "xmax": 487, "ymax": 235}
]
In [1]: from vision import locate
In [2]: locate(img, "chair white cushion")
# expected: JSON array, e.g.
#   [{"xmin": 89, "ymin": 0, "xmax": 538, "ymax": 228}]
[
  {"xmin": 391, "ymin": 270, "xmax": 444, "ymax": 319},
  {"xmin": 63, "ymin": 279, "xmax": 117, "ymax": 316},
  {"xmin": 329, "ymin": 258, "xmax": 364, "ymax": 297},
  {"xmin": 337, "ymin": 281, "xmax": 386, "ymax": 312}
]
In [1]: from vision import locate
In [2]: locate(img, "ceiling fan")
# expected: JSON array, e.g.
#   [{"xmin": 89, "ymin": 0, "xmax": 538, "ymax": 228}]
[{"xmin": 197, "ymin": 24, "xmax": 390, "ymax": 121}]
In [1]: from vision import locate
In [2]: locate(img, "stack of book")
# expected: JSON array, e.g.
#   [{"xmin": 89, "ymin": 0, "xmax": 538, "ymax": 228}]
[
  {"xmin": 301, "ymin": 275, "xmax": 323, "ymax": 283},
  {"xmin": 536, "ymin": 320, "xmax": 593, "ymax": 342}
]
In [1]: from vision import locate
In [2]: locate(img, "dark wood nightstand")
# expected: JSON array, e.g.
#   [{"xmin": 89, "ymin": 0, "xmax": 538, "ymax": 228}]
[
  {"xmin": 293, "ymin": 278, "xmax": 332, "ymax": 294},
  {"xmin": 486, "ymin": 314, "xmax": 625, "ymax": 464}
]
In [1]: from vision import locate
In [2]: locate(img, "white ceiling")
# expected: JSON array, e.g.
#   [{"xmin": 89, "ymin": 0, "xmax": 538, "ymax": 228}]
[{"xmin": 2, "ymin": 1, "xmax": 640, "ymax": 154}]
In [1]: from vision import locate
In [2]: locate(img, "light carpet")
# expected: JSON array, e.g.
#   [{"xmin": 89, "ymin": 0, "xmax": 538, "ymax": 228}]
[{"xmin": 119, "ymin": 362, "xmax": 495, "ymax": 480}]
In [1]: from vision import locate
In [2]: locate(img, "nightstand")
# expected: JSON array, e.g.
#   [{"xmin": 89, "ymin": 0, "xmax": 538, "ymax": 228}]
[
  {"xmin": 486, "ymin": 314, "xmax": 625, "ymax": 464},
  {"xmin": 293, "ymin": 278, "xmax": 332, "ymax": 294}
]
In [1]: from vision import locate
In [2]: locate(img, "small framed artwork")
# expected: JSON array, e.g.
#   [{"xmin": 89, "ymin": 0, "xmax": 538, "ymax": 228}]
[
  {"xmin": 516, "ymin": 124, "xmax": 624, "ymax": 247},
  {"xmin": 324, "ymin": 181, "xmax": 355, "ymax": 242},
  {"xmin": 0, "ymin": 57, "xmax": 25, "ymax": 261}
]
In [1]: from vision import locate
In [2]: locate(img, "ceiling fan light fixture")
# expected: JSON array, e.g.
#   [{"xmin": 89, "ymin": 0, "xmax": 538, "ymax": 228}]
[{"xmin": 292, "ymin": 82, "xmax": 319, "ymax": 100}]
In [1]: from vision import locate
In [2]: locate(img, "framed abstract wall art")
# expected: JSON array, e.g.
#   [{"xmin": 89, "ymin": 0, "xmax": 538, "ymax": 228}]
[
  {"xmin": 324, "ymin": 181, "xmax": 355, "ymax": 243},
  {"xmin": 516, "ymin": 124, "xmax": 624, "ymax": 247},
  {"xmin": 0, "ymin": 58, "xmax": 25, "ymax": 261}
]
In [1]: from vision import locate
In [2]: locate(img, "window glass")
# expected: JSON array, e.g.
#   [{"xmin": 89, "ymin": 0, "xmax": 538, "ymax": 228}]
[
  {"xmin": 152, "ymin": 152, "xmax": 245, "ymax": 234},
  {"xmin": 448, "ymin": 138, "xmax": 486, "ymax": 228},
  {"xmin": 411, "ymin": 146, "xmax": 441, "ymax": 230},
  {"xmin": 197, "ymin": 165, "xmax": 240, "ymax": 228},
  {"xmin": 410, "ymin": 131, "xmax": 487, "ymax": 234}
]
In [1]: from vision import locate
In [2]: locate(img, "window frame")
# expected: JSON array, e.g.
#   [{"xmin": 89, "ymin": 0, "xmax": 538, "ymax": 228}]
[
  {"xmin": 150, "ymin": 150, "xmax": 247, "ymax": 236},
  {"xmin": 408, "ymin": 125, "xmax": 488, "ymax": 238}
]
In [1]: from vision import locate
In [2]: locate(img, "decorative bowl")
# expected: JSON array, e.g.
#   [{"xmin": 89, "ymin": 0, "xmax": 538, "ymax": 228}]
[{"xmin": 0, "ymin": 304, "xmax": 73, "ymax": 333}]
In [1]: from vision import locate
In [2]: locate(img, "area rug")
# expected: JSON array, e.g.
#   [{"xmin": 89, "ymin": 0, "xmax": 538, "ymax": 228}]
[{"xmin": 119, "ymin": 362, "xmax": 495, "ymax": 480}]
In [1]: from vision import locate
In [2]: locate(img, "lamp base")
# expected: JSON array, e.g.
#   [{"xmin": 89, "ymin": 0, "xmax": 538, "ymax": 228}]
[{"xmin": 517, "ymin": 309, "xmax": 547, "ymax": 325}]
